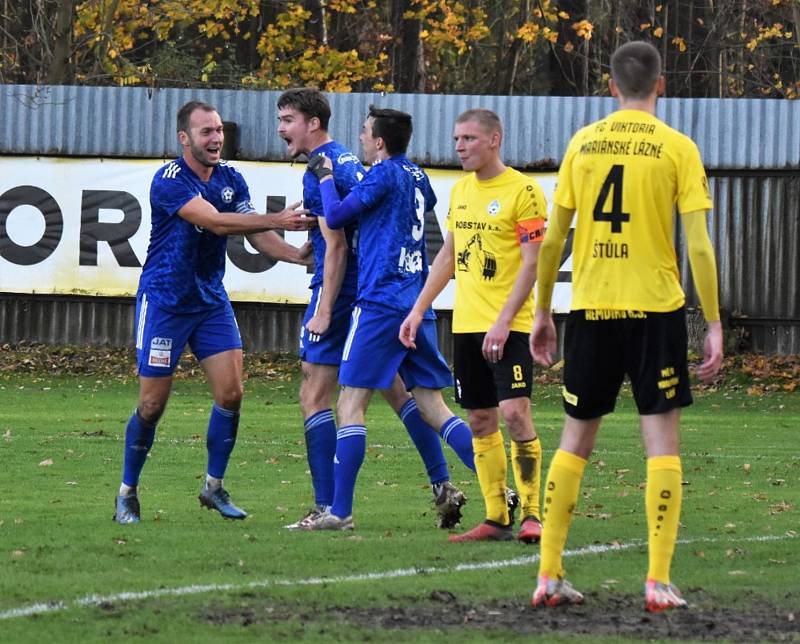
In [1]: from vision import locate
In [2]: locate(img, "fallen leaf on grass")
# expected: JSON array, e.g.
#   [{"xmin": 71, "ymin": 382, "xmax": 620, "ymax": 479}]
[{"xmin": 769, "ymin": 501, "xmax": 794, "ymax": 514}]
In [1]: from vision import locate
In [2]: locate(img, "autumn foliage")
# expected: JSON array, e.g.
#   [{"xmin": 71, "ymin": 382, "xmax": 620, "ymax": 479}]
[{"xmin": 0, "ymin": 0, "xmax": 797, "ymax": 97}]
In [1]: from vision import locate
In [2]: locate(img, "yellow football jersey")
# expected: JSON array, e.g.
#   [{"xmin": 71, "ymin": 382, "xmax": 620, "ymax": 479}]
[
  {"xmin": 554, "ymin": 109, "xmax": 713, "ymax": 312},
  {"xmin": 447, "ymin": 167, "xmax": 548, "ymax": 333}
]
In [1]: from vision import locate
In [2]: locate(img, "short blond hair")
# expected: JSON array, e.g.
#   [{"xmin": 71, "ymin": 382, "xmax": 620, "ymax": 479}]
[{"xmin": 455, "ymin": 108, "xmax": 503, "ymax": 137}]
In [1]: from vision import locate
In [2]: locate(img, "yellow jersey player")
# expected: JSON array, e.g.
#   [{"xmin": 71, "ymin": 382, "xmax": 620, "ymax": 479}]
[
  {"xmin": 401, "ymin": 108, "xmax": 548, "ymax": 544},
  {"xmin": 529, "ymin": 41, "xmax": 723, "ymax": 612}
]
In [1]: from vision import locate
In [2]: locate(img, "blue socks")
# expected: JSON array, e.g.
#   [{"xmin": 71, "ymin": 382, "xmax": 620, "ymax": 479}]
[
  {"xmin": 331, "ymin": 425, "xmax": 366, "ymax": 518},
  {"xmin": 206, "ymin": 404, "xmax": 240, "ymax": 480},
  {"xmin": 440, "ymin": 416, "xmax": 476, "ymax": 472},
  {"xmin": 399, "ymin": 398, "xmax": 449, "ymax": 485},
  {"xmin": 121, "ymin": 410, "xmax": 156, "ymax": 487},
  {"xmin": 304, "ymin": 409, "xmax": 337, "ymax": 507}
]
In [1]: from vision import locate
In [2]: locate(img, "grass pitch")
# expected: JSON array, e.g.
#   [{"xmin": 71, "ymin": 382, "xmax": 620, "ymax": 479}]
[{"xmin": 0, "ymin": 351, "xmax": 798, "ymax": 642}]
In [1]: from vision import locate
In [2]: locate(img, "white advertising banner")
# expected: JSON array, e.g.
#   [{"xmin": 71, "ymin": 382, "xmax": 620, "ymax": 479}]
[{"xmin": 0, "ymin": 157, "xmax": 572, "ymax": 311}]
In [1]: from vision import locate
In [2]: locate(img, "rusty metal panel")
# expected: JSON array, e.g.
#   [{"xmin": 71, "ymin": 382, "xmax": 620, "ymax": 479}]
[{"xmin": 1, "ymin": 85, "xmax": 798, "ymax": 169}]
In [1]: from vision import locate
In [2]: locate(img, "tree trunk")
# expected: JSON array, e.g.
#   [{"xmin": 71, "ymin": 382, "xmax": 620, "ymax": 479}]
[
  {"xmin": 89, "ymin": 0, "xmax": 122, "ymax": 82},
  {"xmin": 46, "ymin": 0, "xmax": 74, "ymax": 84},
  {"xmin": 304, "ymin": 0, "xmax": 327, "ymax": 45},
  {"xmin": 501, "ymin": 0, "xmax": 531, "ymax": 95},
  {"xmin": 391, "ymin": 0, "xmax": 422, "ymax": 93}
]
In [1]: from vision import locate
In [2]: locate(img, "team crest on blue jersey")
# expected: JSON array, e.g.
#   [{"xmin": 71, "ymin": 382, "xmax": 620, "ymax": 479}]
[
  {"xmin": 221, "ymin": 186, "xmax": 235, "ymax": 203},
  {"xmin": 487, "ymin": 199, "xmax": 501, "ymax": 216},
  {"xmin": 337, "ymin": 152, "xmax": 360, "ymax": 165}
]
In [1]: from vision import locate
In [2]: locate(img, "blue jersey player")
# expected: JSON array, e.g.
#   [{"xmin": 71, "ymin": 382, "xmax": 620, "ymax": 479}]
[
  {"xmin": 276, "ymin": 89, "xmax": 472, "ymax": 531},
  {"xmin": 309, "ymin": 106, "xmax": 477, "ymax": 531},
  {"xmin": 114, "ymin": 100, "xmax": 314, "ymax": 525}
]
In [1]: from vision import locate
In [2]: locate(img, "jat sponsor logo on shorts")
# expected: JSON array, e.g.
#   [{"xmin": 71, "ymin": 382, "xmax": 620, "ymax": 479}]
[{"xmin": 148, "ymin": 336, "xmax": 172, "ymax": 367}]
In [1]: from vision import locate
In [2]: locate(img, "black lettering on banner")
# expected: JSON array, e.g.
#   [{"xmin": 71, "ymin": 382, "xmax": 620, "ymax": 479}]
[
  {"xmin": 556, "ymin": 227, "xmax": 575, "ymax": 283},
  {"xmin": 80, "ymin": 190, "xmax": 142, "ymax": 267},
  {"xmin": 227, "ymin": 195, "xmax": 285, "ymax": 273},
  {"xmin": 0, "ymin": 185, "xmax": 63, "ymax": 265},
  {"xmin": 424, "ymin": 210, "xmax": 445, "ymax": 264},
  {"xmin": 593, "ymin": 164, "xmax": 630, "ymax": 234}
]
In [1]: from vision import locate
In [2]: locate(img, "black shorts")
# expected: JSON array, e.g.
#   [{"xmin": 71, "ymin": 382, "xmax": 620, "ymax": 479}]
[
  {"xmin": 562, "ymin": 308, "xmax": 693, "ymax": 419},
  {"xmin": 453, "ymin": 331, "xmax": 533, "ymax": 409}
]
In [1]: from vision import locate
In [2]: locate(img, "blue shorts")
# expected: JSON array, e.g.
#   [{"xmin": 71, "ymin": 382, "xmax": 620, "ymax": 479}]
[
  {"xmin": 339, "ymin": 305, "xmax": 452, "ymax": 390},
  {"xmin": 135, "ymin": 292, "xmax": 242, "ymax": 377},
  {"xmin": 299, "ymin": 287, "xmax": 356, "ymax": 366}
]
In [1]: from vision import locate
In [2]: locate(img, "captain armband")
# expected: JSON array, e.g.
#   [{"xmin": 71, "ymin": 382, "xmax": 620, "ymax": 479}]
[{"xmin": 515, "ymin": 218, "xmax": 546, "ymax": 244}]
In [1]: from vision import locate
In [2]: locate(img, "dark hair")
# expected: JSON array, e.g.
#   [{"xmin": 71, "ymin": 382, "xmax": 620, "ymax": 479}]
[
  {"xmin": 368, "ymin": 105, "xmax": 412, "ymax": 155},
  {"xmin": 277, "ymin": 87, "xmax": 331, "ymax": 131},
  {"xmin": 610, "ymin": 41, "xmax": 662, "ymax": 99},
  {"xmin": 455, "ymin": 108, "xmax": 503, "ymax": 137},
  {"xmin": 177, "ymin": 101, "xmax": 217, "ymax": 134}
]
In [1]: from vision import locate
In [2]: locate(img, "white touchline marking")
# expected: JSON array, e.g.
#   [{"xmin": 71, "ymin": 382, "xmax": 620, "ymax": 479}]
[
  {"xmin": 0, "ymin": 533, "xmax": 795, "ymax": 621},
  {"xmin": 50, "ymin": 434, "xmax": 800, "ymax": 459}
]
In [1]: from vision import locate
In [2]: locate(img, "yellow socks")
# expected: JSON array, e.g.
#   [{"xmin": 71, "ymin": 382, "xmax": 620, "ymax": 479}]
[
  {"xmin": 646, "ymin": 455, "xmax": 683, "ymax": 584},
  {"xmin": 511, "ymin": 438, "xmax": 543, "ymax": 520},
  {"xmin": 539, "ymin": 449, "xmax": 587, "ymax": 579},
  {"xmin": 473, "ymin": 431, "xmax": 509, "ymax": 524}
]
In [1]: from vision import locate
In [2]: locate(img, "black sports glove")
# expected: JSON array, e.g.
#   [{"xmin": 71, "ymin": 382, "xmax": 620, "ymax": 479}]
[{"xmin": 307, "ymin": 154, "xmax": 333, "ymax": 180}]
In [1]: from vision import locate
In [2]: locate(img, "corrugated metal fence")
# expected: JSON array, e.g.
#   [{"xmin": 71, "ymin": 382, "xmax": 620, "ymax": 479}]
[{"xmin": 1, "ymin": 85, "xmax": 798, "ymax": 355}]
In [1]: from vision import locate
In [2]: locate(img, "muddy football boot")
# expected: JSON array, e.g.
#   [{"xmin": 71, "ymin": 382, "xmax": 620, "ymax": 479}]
[
  {"xmin": 645, "ymin": 579, "xmax": 688, "ymax": 612},
  {"xmin": 532, "ymin": 574, "xmax": 584, "ymax": 607},
  {"xmin": 433, "ymin": 481, "xmax": 467, "ymax": 529}
]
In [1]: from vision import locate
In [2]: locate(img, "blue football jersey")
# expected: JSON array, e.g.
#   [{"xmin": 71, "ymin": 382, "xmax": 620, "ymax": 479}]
[
  {"xmin": 350, "ymin": 154, "xmax": 437, "ymax": 317},
  {"xmin": 138, "ymin": 157, "xmax": 254, "ymax": 312},
  {"xmin": 303, "ymin": 141, "xmax": 362, "ymax": 295}
]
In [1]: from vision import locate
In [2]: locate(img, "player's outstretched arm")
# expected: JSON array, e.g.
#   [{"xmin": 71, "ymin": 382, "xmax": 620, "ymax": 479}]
[
  {"xmin": 319, "ymin": 178, "xmax": 365, "ymax": 229},
  {"xmin": 400, "ymin": 233, "xmax": 455, "ymax": 349},
  {"xmin": 178, "ymin": 197, "xmax": 314, "ymax": 235},
  {"xmin": 307, "ymin": 218, "xmax": 349, "ymax": 336},
  {"xmin": 535, "ymin": 204, "xmax": 573, "ymax": 313},
  {"xmin": 682, "ymin": 210, "xmax": 723, "ymax": 382},
  {"xmin": 484, "ymin": 240, "xmax": 541, "ymax": 363},
  {"xmin": 529, "ymin": 204, "xmax": 573, "ymax": 366},
  {"xmin": 247, "ymin": 231, "xmax": 312, "ymax": 265},
  {"xmin": 530, "ymin": 311, "xmax": 557, "ymax": 367}
]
